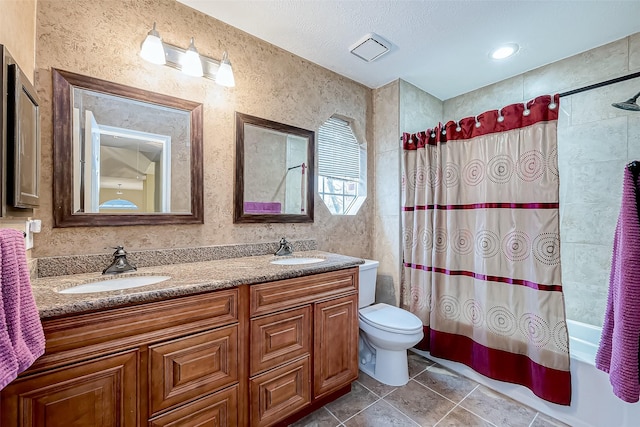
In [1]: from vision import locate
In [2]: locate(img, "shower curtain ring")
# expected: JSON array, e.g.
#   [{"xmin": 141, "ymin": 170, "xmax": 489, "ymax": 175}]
[
  {"xmin": 497, "ymin": 108, "xmax": 505, "ymax": 123},
  {"xmin": 523, "ymin": 101, "xmax": 531, "ymax": 116},
  {"xmin": 548, "ymin": 95, "xmax": 557, "ymax": 110},
  {"xmin": 475, "ymin": 116, "xmax": 481, "ymax": 128},
  {"xmin": 455, "ymin": 121, "xmax": 461, "ymax": 132}
]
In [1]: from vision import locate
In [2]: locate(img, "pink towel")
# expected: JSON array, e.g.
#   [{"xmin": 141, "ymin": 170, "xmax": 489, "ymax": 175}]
[
  {"xmin": 0, "ymin": 228, "xmax": 45, "ymax": 390},
  {"xmin": 596, "ymin": 166, "xmax": 640, "ymax": 403}
]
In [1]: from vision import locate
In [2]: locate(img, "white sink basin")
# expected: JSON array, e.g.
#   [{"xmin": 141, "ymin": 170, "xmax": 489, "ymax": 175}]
[
  {"xmin": 270, "ymin": 257, "xmax": 325, "ymax": 265},
  {"xmin": 59, "ymin": 275, "xmax": 171, "ymax": 294}
]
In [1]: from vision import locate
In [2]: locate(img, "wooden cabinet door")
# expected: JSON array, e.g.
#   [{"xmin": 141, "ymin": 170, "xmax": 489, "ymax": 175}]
[
  {"xmin": 149, "ymin": 325, "xmax": 238, "ymax": 416},
  {"xmin": 148, "ymin": 385, "xmax": 238, "ymax": 427},
  {"xmin": 0, "ymin": 350, "xmax": 138, "ymax": 427},
  {"xmin": 250, "ymin": 356, "xmax": 310, "ymax": 427},
  {"xmin": 313, "ymin": 293, "xmax": 359, "ymax": 398}
]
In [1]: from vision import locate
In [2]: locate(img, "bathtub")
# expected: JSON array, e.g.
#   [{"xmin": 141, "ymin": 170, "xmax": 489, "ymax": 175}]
[{"xmin": 411, "ymin": 320, "xmax": 640, "ymax": 427}]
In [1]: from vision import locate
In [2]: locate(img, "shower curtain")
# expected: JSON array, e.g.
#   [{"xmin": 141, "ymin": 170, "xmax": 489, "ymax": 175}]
[{"xmin": 401, "ymin": 94, "xmax": 571, "ymax": 405}]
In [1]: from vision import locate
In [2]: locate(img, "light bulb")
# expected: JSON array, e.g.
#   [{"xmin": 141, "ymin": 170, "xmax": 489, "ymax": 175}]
[
  {"xmin": 215, "ymin": 51, "xmax": 235, "ymax": 87},
  {"xmin": 181, "ymin": 37, "xmax": 203, "ymax": 77},
  {"xmin": 140, "ymin": 22, "xmax": 166, "ymax": 65}
]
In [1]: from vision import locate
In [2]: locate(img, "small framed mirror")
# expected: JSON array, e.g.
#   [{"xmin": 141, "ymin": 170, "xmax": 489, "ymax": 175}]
[
  {"xmin": 52, "ymin": 69, "xmax": 203, "ymax": 227},
  {"xmin": 234, "ymin": 112, "xmax": 314, "ymax": 223}
]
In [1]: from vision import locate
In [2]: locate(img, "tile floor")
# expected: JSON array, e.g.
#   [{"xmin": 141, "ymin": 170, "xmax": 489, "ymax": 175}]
[{"xmin": 290, "ymin": 352, "xmax": 570, "ymax": 427}]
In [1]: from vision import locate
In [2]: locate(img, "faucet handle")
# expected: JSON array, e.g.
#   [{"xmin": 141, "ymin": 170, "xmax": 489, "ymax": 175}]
[{"xmin": 107, "ymin": 246, "xmax": 127, "ymax": 256}]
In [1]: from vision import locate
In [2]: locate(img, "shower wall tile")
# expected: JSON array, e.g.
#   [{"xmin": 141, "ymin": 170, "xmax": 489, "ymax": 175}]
[
  {"xmin": 560, "ymin": 160, "xmax": 626, "ymax": 204},
  {"xmin": 562, "ymin": 280, "xmax": 606, "ymax": 326},
  {"xmin": 400, "ymin": 79, "xmax": 442, "ymax": 133},
  {"xmin": 628, "ymin": 115, "xmax": 640, "ymax": 160},
  {"xmin": 558, "ymin": 116, "xmax": 628, "ymax": 164},
  {"xmin": 523, "ymin": 38, "xmax": 629, "ymax": 101},
  {"xmin": 630, "ymin": 32, "xmax": 640, "ymax": 71},
  {"xmin": 444, "ymin": 74, "xmax": 523, "ymax": 120},
  {"xmin": 560, "ymin": 203, "xmax": 618, "ymax": 245},
  {"xmin": 566, "ymin": 243, "xmax": 612, "ymax": 288},
  {"xmin": 569, "ymin": 79, "xmax": 639, "ymax": 125},
  {"xmin": 557, "ymin": 97, "xmax": 571, "ymax": 128}
]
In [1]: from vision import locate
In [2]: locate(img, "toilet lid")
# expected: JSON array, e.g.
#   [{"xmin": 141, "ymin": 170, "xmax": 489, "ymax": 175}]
[{"xmin": 359, "ymin": 303, "xmax": 423, "ymax": 334}]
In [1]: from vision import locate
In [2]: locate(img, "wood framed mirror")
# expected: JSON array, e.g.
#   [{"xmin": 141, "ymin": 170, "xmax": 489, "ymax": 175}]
[
  {"xmin": 52, "ymin": 69, "xmax": 203, "ymax": 227},
  {"xmin": 234, "ymin": 112, "xmax": 314, "ymax": 223}
]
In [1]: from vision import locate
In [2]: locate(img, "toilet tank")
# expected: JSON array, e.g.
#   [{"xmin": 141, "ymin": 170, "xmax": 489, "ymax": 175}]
[{"xmin": 358, "ymin": 259, "xmax": 379, "ymax": 308}]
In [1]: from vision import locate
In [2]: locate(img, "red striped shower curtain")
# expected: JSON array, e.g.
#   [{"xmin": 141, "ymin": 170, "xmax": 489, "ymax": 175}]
[{"xmin": 401, "ymin": 94, "xmax": 571, "ymax": 405}]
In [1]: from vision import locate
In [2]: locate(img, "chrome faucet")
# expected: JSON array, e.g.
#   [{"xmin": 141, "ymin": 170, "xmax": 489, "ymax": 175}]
[
  {"xmin": 103, "ymin": 246, "xmax": 137, "ymax": 274},
  {"xmin": 274, "ymin": 238, "xmax": 294, "ymax": 256}
]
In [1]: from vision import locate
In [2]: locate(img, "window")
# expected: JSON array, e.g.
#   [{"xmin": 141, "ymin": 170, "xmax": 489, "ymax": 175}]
[{"xmin": 317, "ymin": 116, "xmax": 366, "ymax": 215}]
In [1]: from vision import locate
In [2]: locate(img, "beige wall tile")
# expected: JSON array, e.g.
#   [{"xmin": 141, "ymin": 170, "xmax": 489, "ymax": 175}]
[
  {"xmin": 558, "ymin": 116, "xmax": 628, "ymax": 164},
  {"xmin": 628, "ymin": 115, "xmax": 640, "ymax": 160},
  {"xmin": 524, "ymin": 38, "xmax": 629, "ymax": 100},
  {"xmin": 569, "ymin": 78, "xmax": 639, "ymax": 125},
  {"xmin": 560, "ymin": 203, "xmax": 618, "ymax": 246},
  {"xmin": 444, "ymin": 74, "xmax": 523, "ymax": 120},
  {"xmin": 561, "ymin": 160, "xmax": 626, "ymax": 204},
  {"xmin": 34, "ymin": 0, "xmax": 373, "ymax": 258},
  {"xmin": 400, "ymin": 79, "xmax": 442, "ymax": 133},
  {"xmin": 630, "ymin": 32, "xmax": 640, "ymax": 71}
]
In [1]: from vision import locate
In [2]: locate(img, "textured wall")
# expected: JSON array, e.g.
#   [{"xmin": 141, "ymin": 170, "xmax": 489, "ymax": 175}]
[
  {"xmin": 33, "ymin": 0, "xmax": 373, "ymax": 258},
  {"xmin": 372, "ymin": 80, "xmax": 400, "ymax": 305},
  {"xmin": 0, "ymin": 0, "xmax": 37, "ymax": 83}
]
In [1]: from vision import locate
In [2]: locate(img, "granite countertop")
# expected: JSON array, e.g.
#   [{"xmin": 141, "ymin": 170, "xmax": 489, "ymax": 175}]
[{"xmin": 32, "ymin": 251, "xmax": 364, "ymax": 319}]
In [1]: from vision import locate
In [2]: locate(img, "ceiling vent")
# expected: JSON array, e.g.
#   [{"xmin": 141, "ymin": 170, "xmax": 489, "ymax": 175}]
[{"xmin": 350, "ymin": 33, "xmax": 391, "ymax": 62}]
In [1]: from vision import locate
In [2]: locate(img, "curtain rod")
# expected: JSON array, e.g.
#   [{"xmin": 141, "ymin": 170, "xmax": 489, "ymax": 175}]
[
  {"xmin": 399, "ymin": 71, "xmax": 640, "ymax": 141},
  {"xmin": 558, "ymin": 71, "xmax": 640, "ymax": 98}
]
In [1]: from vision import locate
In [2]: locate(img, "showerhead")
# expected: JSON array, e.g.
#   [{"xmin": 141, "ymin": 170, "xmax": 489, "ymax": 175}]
[{"xmin": 612, "ymin": 91, "xmax": 640, "ymax": 111}]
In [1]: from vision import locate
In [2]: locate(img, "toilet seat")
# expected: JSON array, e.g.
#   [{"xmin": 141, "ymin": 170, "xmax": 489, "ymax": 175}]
[{"xmin": 359, "ymin": 303, "xmax": 423, "ymax": 335}]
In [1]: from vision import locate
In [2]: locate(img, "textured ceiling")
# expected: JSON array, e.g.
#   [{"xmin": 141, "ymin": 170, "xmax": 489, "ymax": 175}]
[{"xmin": 178, "ymin": 0, "xmax": 640, "ymax": 100}]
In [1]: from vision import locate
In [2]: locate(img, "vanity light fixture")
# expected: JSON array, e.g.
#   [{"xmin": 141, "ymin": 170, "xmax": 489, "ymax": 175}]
[
  {"xmin": 181, "ymin": 37, "xmax": 204, "ymax": 77},
  {"xmin": 140, "ymin": 22, "xmax": 166, "ymax": 65},
  {"xmin": 215, "ymin": 51, "xmax": 235, "ymax": 87},
  {"xmin": 490, "ymin": 43, "xmax": 519, "ymax": 60},
  {"xmin": 139, "ymin": 23, "xmax": 235, "ymax": 86}
]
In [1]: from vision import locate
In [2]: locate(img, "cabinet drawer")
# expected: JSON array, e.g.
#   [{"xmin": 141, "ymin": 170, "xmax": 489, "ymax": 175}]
[
  {"xmin": 250, "ymin": 356, "xmax": 310, "ymax": 427},
  {"xmin": 250, "ymin": 268, "xmax": 357, "ymax": 316},
  {"xmin": 35, "ymin": 289, "xmax": 238, "ymax": 372},
  {"xmin": 149, "ymin": 385, "xmax": 238, "ymax": 427},
  {"xmin": 250, "ymin": 305, "xmax": 311, "ymax": 375},
  {"xmin": 149, "ymin": 325, "xmax": 238, "ymax": 415}
]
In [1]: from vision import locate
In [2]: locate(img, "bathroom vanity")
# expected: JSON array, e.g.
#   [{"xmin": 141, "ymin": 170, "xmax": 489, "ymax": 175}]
[{"xmin": 0, "ymin": 251, "xmax": 361, "ymax": 427}]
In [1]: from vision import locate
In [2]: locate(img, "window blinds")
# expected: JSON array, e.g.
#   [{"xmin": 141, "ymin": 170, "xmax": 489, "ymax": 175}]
[{"xmin": 317, "ymin": 117, "xmax": 360, "ymax": 181}]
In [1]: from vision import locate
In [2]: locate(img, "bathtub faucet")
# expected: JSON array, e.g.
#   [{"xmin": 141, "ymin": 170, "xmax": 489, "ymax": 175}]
[{"xmin": 274, "ymin": 238, "xmax": 294, "ymax": 256}]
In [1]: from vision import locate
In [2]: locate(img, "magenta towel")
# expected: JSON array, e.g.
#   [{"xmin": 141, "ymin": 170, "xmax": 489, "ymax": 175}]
[
  {"xmin": 595, "ymin": 166, "xmax": 640, "ymax": 403},
  {"xmin": 0, "ymin": 228, "xmax": 45, "ymax": 390},
  {"xmin": 244, "ymin": 202, "xmax": 282, "ymax": 214}
]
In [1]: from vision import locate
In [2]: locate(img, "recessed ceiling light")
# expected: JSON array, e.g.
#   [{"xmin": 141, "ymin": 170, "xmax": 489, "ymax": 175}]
[{"xmin": 490, "ymin": 43, "xmax": 519, "ymax": 60}]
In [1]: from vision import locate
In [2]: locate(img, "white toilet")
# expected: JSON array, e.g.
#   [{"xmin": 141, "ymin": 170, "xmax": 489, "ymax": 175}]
[{"xmin": 358, "ymin": 259, "xmax": 424, "ymax": 386}]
